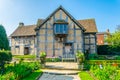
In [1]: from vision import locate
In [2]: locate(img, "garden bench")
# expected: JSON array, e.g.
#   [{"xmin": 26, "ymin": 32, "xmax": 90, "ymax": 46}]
[{"xmin": 62, "ymin": 58, "xmax": 76, "ymax": 62}]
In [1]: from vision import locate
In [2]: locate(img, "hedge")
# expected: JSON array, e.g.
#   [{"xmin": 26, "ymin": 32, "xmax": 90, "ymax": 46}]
[
  {"xmin": 86, "ymin": 60, "xmax": 120, "ymax": 64},
  {"xmin": 97, "ymin": 45, "xmax": 120, "ymax": 55}
]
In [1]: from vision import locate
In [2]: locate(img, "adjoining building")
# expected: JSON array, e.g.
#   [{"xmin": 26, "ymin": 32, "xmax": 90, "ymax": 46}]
[
  {"xmin": 97, "ymin": 29, "xmax": 110, "ymax": 45},
  {"xmin": 10, "ymin": 6, "xmax": 98, "ymax": 58}
]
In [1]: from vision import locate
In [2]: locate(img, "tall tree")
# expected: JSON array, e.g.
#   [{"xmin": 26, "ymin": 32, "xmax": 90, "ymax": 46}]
[
  {"xmin": 106, "ymin": 25, "xmax": 120, "ymax": 54},
  {"xmin": 0, "ymin": 25, "xmax": 9, "ymax": 50}
]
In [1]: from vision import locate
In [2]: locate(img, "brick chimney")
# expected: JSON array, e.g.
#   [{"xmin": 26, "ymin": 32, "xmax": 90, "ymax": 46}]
[{"xmin": 19, "ymin": 22, "xmax": 24, "ymax": 27}]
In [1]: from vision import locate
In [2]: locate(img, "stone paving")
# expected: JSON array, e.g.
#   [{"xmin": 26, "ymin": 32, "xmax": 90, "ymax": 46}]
[
  {"xmin": 45, "ymin": 62, "xmax": 78, "ymax": 70},
  {"xmin": 38, "ymin": 62, "xmax": 81, "ymax": 80},
  {"xmin": 39, "ymin": 73, "xmax": 80, "ymax": 80}
]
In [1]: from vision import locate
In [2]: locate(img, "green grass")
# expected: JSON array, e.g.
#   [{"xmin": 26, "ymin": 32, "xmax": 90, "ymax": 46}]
[
  {"xmin": 13, "ymin": 55, "xmax": 36, "ymax": 59},
  {"xmin": 22, "ymin": 70, "xmax": 43, "ymax": 80},
  {"xmin": 79, "ymin": 71, "xmax": 94, "ymax": 80}
]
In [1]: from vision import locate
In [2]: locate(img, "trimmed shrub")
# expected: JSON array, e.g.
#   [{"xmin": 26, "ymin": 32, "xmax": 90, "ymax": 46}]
[
  {"xmin": 40, "ymin": 51, "xmax": 46, "ymax": 64},
  {"xmin": 88, "ymin": 60, "xmax": 120, "ymax": 63}
]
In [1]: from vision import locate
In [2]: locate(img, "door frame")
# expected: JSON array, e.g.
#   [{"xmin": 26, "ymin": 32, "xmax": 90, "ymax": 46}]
[
  {"xmin": 24, "ymin": 47, "xmax": 29, "ymax": 55},
  {"xmin": 63, "ymin": 42, "xmax": 74, "ymax": 56}
]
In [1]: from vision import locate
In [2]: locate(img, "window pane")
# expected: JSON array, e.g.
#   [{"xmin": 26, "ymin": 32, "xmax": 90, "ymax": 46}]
[
  {"xmin": 85, "ymin": 38, "xmax": 89, "ymax": 44},
  {"xmin": 63, "ymin": 24, "xmax": 67, "ymax": 33},
  {"xmin": 60, "ymin": 24, "xmax": 63, "ymax": 33},
  {"xmin": 56, "ymin": 24, "xmax": 59, "ymax": 33},
  {"xmin": 54, "ymin": 24, "xmax": 68, "ymax": 34}
]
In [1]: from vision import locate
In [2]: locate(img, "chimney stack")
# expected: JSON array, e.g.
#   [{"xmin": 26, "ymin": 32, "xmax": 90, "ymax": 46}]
[
  {"xmin": 19, "ymin": 22, "xmax": 24, "ymax": 27},
  {"xmin": 107, "ymin": 29, "xmax": 109, "ymax": 33}
]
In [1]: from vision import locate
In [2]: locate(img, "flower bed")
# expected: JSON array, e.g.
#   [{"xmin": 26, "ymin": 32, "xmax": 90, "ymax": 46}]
[{"xmin": 90, "ymin": 64, "xmax": 120, "ymax": 80}]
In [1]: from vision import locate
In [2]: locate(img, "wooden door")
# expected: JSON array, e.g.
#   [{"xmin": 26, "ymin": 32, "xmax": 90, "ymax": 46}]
[{"xmin": 24, "ymin": 47, "xmax": 29, "ymax": 55}]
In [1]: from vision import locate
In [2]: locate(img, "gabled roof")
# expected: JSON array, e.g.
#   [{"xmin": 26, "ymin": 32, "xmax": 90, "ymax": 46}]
[
  {"xmin": 10, "ymin": 25, "xmax": 36, "ymax": 37},
  {"xmin": 10, "ymin": 19, "xmax": 97, "ymax": 37},
  {"xmin": 78, "ymin": 19, "xmax": 98, "ymax": 33},
  {"xmin": 35, "ymin": 5, "xmax": 86, "ymax": 31}
]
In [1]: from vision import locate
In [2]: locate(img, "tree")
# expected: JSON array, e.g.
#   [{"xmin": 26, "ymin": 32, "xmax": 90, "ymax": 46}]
[
  {"xmin": 107, "ymin": 26, "xmax": 120, "ymax": 46},
  {"xmin": 106, "ymin": 25, "xmax": 120, "ymax": 54},
  {"xmin": 0, "ymin": 25, "xmax": 9, "ymax": 50}
]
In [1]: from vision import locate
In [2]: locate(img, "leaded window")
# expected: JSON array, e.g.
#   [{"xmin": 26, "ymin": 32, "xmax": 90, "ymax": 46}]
[{"xmin": 54, "ymin": 24, "xmax": 68, "ymax": 34}]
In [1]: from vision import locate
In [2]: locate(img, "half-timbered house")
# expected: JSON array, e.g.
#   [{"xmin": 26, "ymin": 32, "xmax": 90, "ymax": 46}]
[{"xmin": 10, "ymin": 6, "xmax": 98, "ymax": 59}]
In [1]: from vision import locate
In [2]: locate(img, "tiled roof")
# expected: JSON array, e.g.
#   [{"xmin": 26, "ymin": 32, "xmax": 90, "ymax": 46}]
[
  {"xmin": 97, "ymin": 32, "xmax": 108, "ymax": 34},
  {"xmin": 10, "ymin": 19, "xmax": 98, "ymax": 37},
  {"xmin": 78, "ymin": 19, "xmax": 98, "ymax": 33},
  {"xmin": 10, "ymin": 25, "xmax": 36, "ymax": 37}
]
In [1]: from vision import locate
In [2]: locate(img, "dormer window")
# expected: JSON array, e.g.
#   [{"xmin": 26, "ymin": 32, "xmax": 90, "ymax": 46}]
[{"xmin": 54, "ymin": 20, "xmax": 68, "ymax": 35}]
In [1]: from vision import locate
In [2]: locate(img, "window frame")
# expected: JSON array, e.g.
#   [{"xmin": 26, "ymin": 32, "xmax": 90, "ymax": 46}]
[{"xmin": 54, "ymin": 23, "xmax": 68, "ymax": 34}]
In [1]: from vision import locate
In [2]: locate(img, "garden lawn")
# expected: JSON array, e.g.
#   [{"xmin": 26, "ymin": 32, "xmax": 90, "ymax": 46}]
[
  {"xmin": 22, "ymin": 70, "xmax": 43, "ymax": 80},
  {"xmin": 79, "ymin": 71, "xmax": 93, "ymax": 80}
]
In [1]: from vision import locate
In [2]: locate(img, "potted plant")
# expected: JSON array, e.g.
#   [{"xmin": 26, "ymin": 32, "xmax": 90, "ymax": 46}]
[
  {"xmin": 40, "ymin": 51, "xmax": 46, "ymax": 68},
  {"xmin": 76, "ymin": 51, "xmax": 85, "ymax": 70}
]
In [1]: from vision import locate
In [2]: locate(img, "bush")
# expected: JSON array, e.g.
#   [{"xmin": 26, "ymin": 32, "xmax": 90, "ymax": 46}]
[
  {"xmin": 0, "ymin": 62, "xmax": 41, "ymax": 80},
  {"xmin": 88, "ymin": 53, "xmax": 98, "ymax": 60},
  {"xmin": 76, "ymin": 51, "xmax": 85, "ymax": 64},
  {"xmin": 0, "ymin": 72, "xmax": 15, "ymax": 80},
  {"xmin": 97, "ymin": 55, "xmax": 106, "ymax": 60},
  {"xmin": 46, "ymin": 58, "xmax": 61, "ymax": 62},
  {"xmin": 22, "ymin": 70, "xmax": 43, "ymax": 80},
  {"xmin": 84, "ymin": 61, "xmax": 92, "ymax": 70},
  {"xmin": 40, "ymin": 52, "xmax": 46, "ymax": 58},
  {"xmin": 40, "ymin": 51, "xmax": 46, "ymax": 64},
  {"xmin": 116, "ymin": 56, "xmax": 120, "ymax": 60},
  {"xmin": 0, "ymin": 50, "xmax": 12, "ymax": 74}
]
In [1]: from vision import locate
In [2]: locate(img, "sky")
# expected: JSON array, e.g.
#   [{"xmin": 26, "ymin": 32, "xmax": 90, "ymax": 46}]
[{"xmin": 0, "ymin": 0, "xmax": 120, "ymax": 36}]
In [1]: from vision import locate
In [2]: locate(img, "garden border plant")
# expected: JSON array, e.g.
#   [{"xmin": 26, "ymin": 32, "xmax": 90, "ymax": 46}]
[
  {"xmin": 40, "ymin": 51, "xmax": 46, "ymax": 68},
  {"xmin": 76, "ymin": 51, "xmax": 85, "ymax": 70}
]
